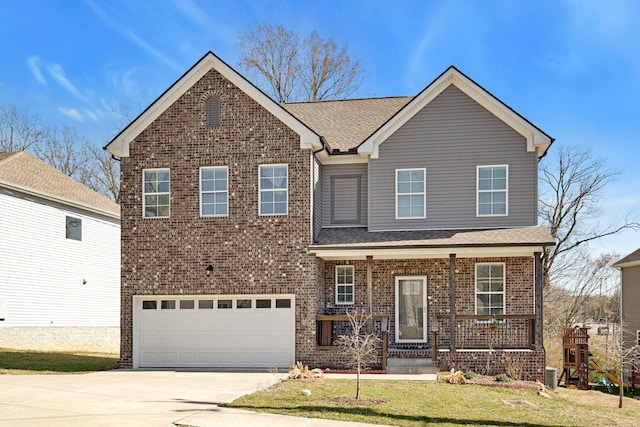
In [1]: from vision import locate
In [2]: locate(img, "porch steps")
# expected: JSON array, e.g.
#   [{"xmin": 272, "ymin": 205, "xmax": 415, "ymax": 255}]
[{"xmin": 386, "ymin": 358, "xmax": 439, "ymax": 375}]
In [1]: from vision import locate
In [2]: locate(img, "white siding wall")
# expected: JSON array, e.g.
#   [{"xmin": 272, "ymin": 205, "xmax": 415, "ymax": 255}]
[{"xmin": 0, "ymin": 189, "xmax": 120, "ymax": 327}]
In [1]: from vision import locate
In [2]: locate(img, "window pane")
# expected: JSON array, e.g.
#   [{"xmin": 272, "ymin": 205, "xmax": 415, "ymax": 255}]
[
  {"xmin": 256, "ymin": 299, "xmax": 271, "ymax": 308},
  {"xmin": 218, "ymin": 300, "xmax": 232, "ymax": 309},
  {"xmin": 198, "ymin": 300, "xmax": 214, "ymax": 309},
  {"xmin": 161, "ymin": 300, "xmax": 175, "ymax": 309},
  {"xmin": 142, "ymin": 300, "xmax": 157, "ymax": 310},
  {"xmin": 478, "ymin": 168, "xmax": 492, "ymax": 179},
  {"xmin": 237, "ymin": 299, "xmax": 252, "ymax": 308},
  {"xmin": 180, "ymin": 300, "xmax": 194, "ymax": 309},
  {"xmin": 493, "ymin": 167, "xmax": 506, "ymax": 178},
  {"xmin": 490, "ymin": 265, "xmax": 504, "ymax": 278},
  {"xmin": 276, "ymin": 299, "xmax": 291, "ymax": 308},
  {"xmin": 477, "ymin": 279, "xmax": 490, "ymax": 292}
]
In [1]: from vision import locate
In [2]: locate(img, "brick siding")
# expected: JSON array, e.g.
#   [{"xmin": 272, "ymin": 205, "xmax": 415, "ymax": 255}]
[{"xmin": 118, "ymin": 69, "xmax": 318, "ymax": 367}]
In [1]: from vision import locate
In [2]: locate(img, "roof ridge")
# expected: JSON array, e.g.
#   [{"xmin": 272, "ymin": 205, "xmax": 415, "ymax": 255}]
[{"xmin": 283, "ymin": 95, "xmax": 413, "ymax": 105}]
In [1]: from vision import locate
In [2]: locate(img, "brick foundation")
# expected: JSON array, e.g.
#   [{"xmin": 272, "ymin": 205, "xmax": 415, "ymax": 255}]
[
  {"xmin": 437, "ymin": 349, "xmax": 545, "ymax": 381},
  {"xmin": 0, "ymin": 326, "xmax": 119, "ymax": 353}
]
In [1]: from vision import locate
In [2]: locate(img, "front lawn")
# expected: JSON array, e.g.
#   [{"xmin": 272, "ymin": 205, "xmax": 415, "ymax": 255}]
[
  {"xmin": 227, "ymin": 378, "xmax": 640, "ymax": 426},
  {"xmin": 0, "ymin": 348, "xmax": 119, "ymax": 374}
]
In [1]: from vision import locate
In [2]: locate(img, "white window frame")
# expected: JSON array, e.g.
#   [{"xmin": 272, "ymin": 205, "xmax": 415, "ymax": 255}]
[
  {"xmin": 476, "ymin": 165, "xmax": 508, "ymax": 217},
  {"xmin": 200, "ymin": 166, "xmax": 228, "ymax": 217},
  {"xmin": 395, "ymin": 168, "xmax": 426, "ymax": 219},
  {"xmin": 475, "ymin": 263, "xmax": 506, "ymax": 316},
  {"xmin": 259, "ymin": 164, "xmax": 288, "ymax": 216},
  {"xmin": 143, "ymin": 168, "xmax": 170, "ymax": 218},
  {"xmin": 395, "ymin": 275, "xmax": 428, "ymax": 343},
  {"xmin": 335, "ymin": 265, "xmax": 354, "ymax": 305}
]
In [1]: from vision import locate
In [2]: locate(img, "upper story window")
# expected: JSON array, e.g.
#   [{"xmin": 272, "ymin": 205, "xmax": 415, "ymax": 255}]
[
  {"xmin": 65, "ymin": 216, "xmax": 82, "ymax": 241},
  {"xmin": 206, "ymin": 97, "xmax": 220, "ymax": 128},
  {"xmin": 396, "ymin": 168, "xmax": 425, "ymax": 219},
  {"xmin": 475, "ymin": 263, "xmax": 505, "ymax": 315},
  {"xmin": 259, "ymin": 164, "xmax": 288, "ymax": 215},
  {"xmin": 200, "ymin": 166, "xmax": 228, "ymax": 217},
  {"xmin": 143, "ymin": 168, "xmax": 170, "ymax": 218},
  {"xmin": 477, "ymin": 165, "xmax": 508, "ymax": 216},
  {"xmin": 637, "ymin": 330, "xmax": 640, "ymax": 347},
  {"xmin": 336, "ymin": 265, "xmax": 354, "ymax": 304}
]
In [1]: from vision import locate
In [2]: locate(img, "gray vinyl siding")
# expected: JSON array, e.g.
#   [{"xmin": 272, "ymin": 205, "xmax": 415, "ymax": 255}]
[
  {"xmin": 322, "ymin": 163, "xmax": 368, "ymax": 227},
  {"xmin": 313, "ymin": 156, "xmax": 322, "ymax": 239},
  {"xmin": 622, "ymin": 265, "xmax": 640, "ymax": 351},
  {"xmin": 369, "ymin": 85, "xmax": 537, "ymax": 230}
]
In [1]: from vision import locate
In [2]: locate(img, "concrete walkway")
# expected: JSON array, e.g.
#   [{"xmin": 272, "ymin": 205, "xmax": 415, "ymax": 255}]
[{"xmin": 0, "ymin": 370, "xmax": 434, "ymax": 426}]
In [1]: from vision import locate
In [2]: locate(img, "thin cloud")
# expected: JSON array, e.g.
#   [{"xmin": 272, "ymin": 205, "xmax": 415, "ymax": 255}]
[
  {"xmin": 27, "ymin": 56, "xmax": 46, "ymax": 85},
  {"xmin": 84, "ymin": 108, "xmax": 99, "ymax": 122},
  {"xmin": 58, "ymin": 107, "xmax": 84, "ymax": 122},
  {"xmin": 47, "ymin": 64, "xmax": 88, "ymax": 102},
  {"xmin": 86, "ymin": 0, "xmax": 181, "ymax": 71}
]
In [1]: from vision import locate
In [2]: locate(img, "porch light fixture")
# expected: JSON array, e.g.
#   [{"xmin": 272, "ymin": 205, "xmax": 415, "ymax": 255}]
[{"xmin": 205, "ymin": 264, "xmax": 214, "ymax": 276}]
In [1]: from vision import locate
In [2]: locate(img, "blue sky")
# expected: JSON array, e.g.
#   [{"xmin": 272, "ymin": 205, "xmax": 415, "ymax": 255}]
[{"xmin": 1, "ymin": 0, "xmax": 638, "ymax": 255}]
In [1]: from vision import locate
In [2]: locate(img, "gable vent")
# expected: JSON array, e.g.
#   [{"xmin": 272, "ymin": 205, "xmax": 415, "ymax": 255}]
[{"xmin": 206, "ymin": 97, "xmax": 221, "ymax": 128}]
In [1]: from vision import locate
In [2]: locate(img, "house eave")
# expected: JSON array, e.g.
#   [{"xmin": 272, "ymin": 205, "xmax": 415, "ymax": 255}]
[
  {"xmin": 0, "ymin": 179, "xmax": 120, "ymax": 220},
  {"xmin": 104, "ymin": 52, "xmax": 320, "ymax": 157},
  {"xmin": 309, "ymin": 244, "xmax": 546, "ymax": 261}
]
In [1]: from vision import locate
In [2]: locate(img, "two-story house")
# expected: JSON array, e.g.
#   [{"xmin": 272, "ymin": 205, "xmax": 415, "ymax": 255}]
[
  {"xmin": 0, "ymin": 151, "xmax": 120, "ymax": 352},
  {"xmin": 106, "ymin": 52, "xmax": 554, "ymax": 380}
]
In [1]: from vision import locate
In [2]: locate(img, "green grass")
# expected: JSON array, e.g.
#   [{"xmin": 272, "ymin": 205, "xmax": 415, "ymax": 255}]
[
  {"xmin": 227, "ymin": 379, "xmax": 640, "ymax": 426},
  {"xmin": 0, "ymin": 348, "xmax": 119, "ymax": 374}
]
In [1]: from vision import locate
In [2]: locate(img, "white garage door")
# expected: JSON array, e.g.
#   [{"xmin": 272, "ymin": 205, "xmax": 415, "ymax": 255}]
[{"xmin": 135, "ymin": 295, "xmax": 295, "ymax": 369}]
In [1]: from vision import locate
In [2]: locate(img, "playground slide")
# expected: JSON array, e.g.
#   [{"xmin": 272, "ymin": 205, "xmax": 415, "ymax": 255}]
[{"xmin": 589, "ymin": 359, "xmax": 626, "ymax": 388}]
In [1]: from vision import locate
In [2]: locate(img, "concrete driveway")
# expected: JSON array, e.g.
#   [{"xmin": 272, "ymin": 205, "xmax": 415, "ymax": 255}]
[{"xmin": 0, "ymin": 370, "xmax": 390, "ymax": 426}]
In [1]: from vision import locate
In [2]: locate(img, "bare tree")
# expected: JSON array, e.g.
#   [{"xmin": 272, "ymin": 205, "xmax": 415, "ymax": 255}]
[
  {"xmin": 236, "ymin": 24, "xmax": 299, "ymax": 102},
  {"xmin": 236, "ymin": 24, "xmax": 363, "ymax": 102},
  {"xmin": 544, "ymin": 251, "xmax": 619, "ymax": 334},
  {"xmin": 336, "ymin": 310, "xmax": 381, "ymax": 400},
  {"xmin": 300, "ymin": 31, "xmax": 363, "ymax": 101},
  {"xmin": 0, "ymin": 103, "xmax": 119, "ymax": 201},
  {"xmin": 0, "ymin": 104, "xmax": 48, "ymax": 152},
  {"xmin": 539, "ymin": 145, "xmax": 640, "ymax": 287}
]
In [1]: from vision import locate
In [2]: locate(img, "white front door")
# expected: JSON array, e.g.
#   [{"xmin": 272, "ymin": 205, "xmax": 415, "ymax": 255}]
[{"xmin": 395, "ymin": 276, "xmax": 427, "ymax": 343}]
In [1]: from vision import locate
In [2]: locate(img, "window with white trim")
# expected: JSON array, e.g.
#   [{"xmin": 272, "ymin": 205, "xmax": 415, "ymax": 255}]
[
  {"xmin": 259, "ymin": 164, "xmax": 288, "ymax": 215},
  {"xmin": 477, "ymin": 165, "xmax": 507, "ymax": 216},
  {"xmin": 637, "ymin": 330, "xmax": 640, "ymax": 347},
  {"xmin": 336, "ymin": 265, "xmax": 354, "ymax": 304},
  {"xmin": 200, "ymin": 166, "xmax": 228, "ymax": 217},
  {"xmin": 396, "ymin": 168, "xmax": 425, "ymax": 219},
  {"xmin": 475, "ymin": 263, "xmax": 505, "ymax": 315},
  {"xmin": 143, "ymin": 168, "xmax": 170, "ymax": 218}
]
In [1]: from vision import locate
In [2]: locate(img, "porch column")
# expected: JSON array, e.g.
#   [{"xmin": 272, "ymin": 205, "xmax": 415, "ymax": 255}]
[
  {"xmin": 449, "ymin": 253, "xmax": 456, "ymax": 351},
  {"xmin": 534, "ymin": 252, "xmax": 543, "ymax": 350},
  {"xmin": 367, "ymin": 255, "xmax": 373, "ymax": 332}
]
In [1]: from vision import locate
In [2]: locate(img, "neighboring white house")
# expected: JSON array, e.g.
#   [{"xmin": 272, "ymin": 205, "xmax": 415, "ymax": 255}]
[{"xmin": 0, "ymin": 151, "xmax": 120, "ymax": 352}]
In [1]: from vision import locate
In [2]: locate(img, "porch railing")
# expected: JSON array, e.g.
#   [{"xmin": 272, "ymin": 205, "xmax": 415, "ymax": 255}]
[{"xmin": 434, "ymin": 314, "xmax": 536, "ymax": 350}]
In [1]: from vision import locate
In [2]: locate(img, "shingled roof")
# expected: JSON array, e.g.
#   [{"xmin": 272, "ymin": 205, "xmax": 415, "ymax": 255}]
[
  {"xmin": 282, "ymin": 96, "xmax": 412, "ymax": 152},
  {"xmin": 613, "ymin": 248, "xmax": 640, "ymax": 268},
  {"xmin": 0, "ymin": 151, "xmax": 119, "ymax": 218},
  {"xmin": 312, "ymin": 226, "xmax": 555, "ymax": 249}
]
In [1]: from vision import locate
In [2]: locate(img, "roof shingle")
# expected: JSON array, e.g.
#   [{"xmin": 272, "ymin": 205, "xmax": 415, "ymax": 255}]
[
  {"xmin": 613, "ymin": 248, "xmax": 640, "ymax": 268},
  {"xmin": 282, "ymin": 96, "xmax": 412, "ymax": 152},
  {"xmin": 312, "ymin": 226, "xmax": 555, "ymax": 248},
  {"xmin": 0, "ymin": 151, "xmax": 120, "ymax": 217}
]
